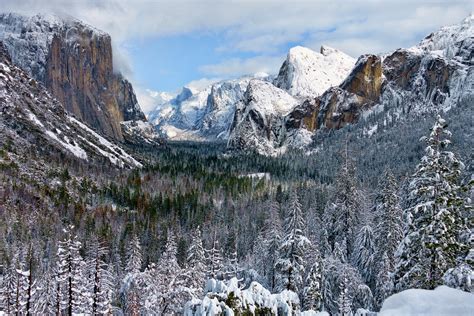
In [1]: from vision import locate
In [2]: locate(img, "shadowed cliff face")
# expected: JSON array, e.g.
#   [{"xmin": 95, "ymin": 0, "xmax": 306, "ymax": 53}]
[{"xmin": 46, "ymin": 29, "xmax": 145, "ymax": 141}]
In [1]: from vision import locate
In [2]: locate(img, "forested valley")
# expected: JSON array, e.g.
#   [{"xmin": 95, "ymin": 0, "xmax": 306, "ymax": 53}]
[{"xmin": 0, "ymin": 115, "xmax": 472, "ymax": 315}]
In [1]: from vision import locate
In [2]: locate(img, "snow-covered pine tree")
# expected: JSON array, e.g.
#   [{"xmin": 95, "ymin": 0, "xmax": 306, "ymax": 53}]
[
  {"xmin": 14, "ymin": 258, "xmax": 31, "ymax": 314},
  {"xmin": 323, "ymin": 150, "xmax": 362, "ymax": 259},
  {"xmin": 206, "ymin": 236, "xmax": 224, "ymax": 280},
  {"xmin": 33, "ymin": 264, "xmax": 58, "ymax": 314},
  {"xmin": 394, "ymin": 116, "xmax": 469, "ymax": 291},
  {"xmin": 143, "ymin": 230, "xmax": 188, "ymax": 315},
  {"xmin": 321, "ymin": 256, "xmax": 362, "ymax": 315},
  {"xmin": 16, "ymin": 254, "xmax": 35, "ymax": 315},
  {"xmin": 303, "ymin": 258, "xmax": 322, "ymax": 311},
  {"xmin": 224, "ymin": 231, "xmax": 239, "ymax": 280},
  {"xmin": 264, "ymin": 200, "xmax": 282, "ymax": 291},
  {"xmin": 352, "ymin": 225, "xmax": 376, "ymax": 289},
  {"xmin": 126, "ymin": 234, "xmax": 142, "ymax": 274},
  {"xmin": 87, "ymin": 239, "xmax": 113, "ymax": 315},
  {"xmin": 0, "ymin": 262, "xmax": 5, "ymax": 313},
  {"xmin": 320, "ymin": 228, "xmax": 331, "ymax": 258},
  {"xmin": 373, "ymin": 169, "xmax": 403, "ymax": 271},
  {"xmin": 275, "ymin": 190, "xmax": 310, "ymax": 293},
  {"xmin": 352, "ymin": 284, "xmax": 374, "ymax": 312},
  {"xmin": 56, "ymin": 226, "xmax": 88, "ymax": 315},
  {"xmin": 374, "ymin": 252, "xmax": 393, "ymax": 309},
  {"xmin": 333, "ymin": 240, "xmax": 348, "ymax": 264},
  {"xmin": 338, "ymin": 275, "xmax": 353, "ymax": 316},
  {"xmin": 186, "ymin": 227, "xmax": 207, "ymax": 298}
]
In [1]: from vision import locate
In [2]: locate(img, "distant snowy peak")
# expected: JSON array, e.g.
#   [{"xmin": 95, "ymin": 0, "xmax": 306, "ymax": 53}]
[
  {"xmin": 147, "ymin": 75, "xmax": 264, "ymax": 140},
  {"xmin": 274, "ymin": 45, "xmax": 356, "ymax": 98},
  {"xmin": 417, "ymin": 14, "xmax": 474, "ymax": 61}
]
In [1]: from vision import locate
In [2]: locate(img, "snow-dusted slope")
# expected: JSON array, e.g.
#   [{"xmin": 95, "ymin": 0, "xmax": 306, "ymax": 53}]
[
  {"xmin": 418, "ymin": 13, "xmax": 473, "ymax": 61},
  {"xmin": 0, "ymin": 42, "xmax": 141, "ymax": 168},
  {"xmin": 274, "ymin": 45, "xmax": 356, "ymax": 98}
]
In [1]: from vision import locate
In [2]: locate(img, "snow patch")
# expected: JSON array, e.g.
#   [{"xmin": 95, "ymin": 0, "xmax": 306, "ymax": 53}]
[
  {"xmin": 379, "ymin": 286, "xmax": 474, "ymax": 316},
  {"xmin": 45, "ymin": 130, "xmax": 88, "ymax": 160}
]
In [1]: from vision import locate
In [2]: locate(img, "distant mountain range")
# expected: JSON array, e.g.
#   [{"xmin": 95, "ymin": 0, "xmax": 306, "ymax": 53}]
[
  {"xmin": 0, "ymin": 12, "xmax": 472, "ymax": 161},
  {"xmin": 148, "ymin": 14, "xmax": 473, "ymax": 156}
]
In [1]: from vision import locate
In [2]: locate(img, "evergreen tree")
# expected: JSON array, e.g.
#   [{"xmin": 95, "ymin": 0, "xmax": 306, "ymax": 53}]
[
  {"xmin": 275, "ymin": 190, "xmax": 310, "ymax": 293},
  {"xmin": 186, "ymin": 227, "xmax": 206, "ymax": 298},
  {"xmin": 126, "ymin": 235, "xmax": 142, "ymax": 274},
  {"xmin": 338, "ymin": 275, "xmax": 353, "ymax": 316},
  {"xmin": 374, "ymin": 252, "xmax": 393, "ymax": 309},
  {"xmin": 34, "ymin": 265, "xmax": 59, "ymax": 314},
  {"xmin": 352, "ymin": 225, "xmax": 376, "ymax": 289},
  {"xmin": 373, "ymin": 169, "xmax": 403, "ymax": 271},
  {"xmin": 324, "ymin": 152, "xmax": 363, "ymax": 259},
  {"xmin": 56, "ymin": 226, "xmax": 87, "ymax": 315},
  {"xmin": 206, "ymin": 236, "xmax": 224, "ymax": 280},
  {"xmin": 87, "ymin": 239, "xmax": 113, "ymax": 315},
  {"xmin": 264, "ymin": 200, "xmax": 282, "ymax": 291},
  {"xmin": 303, "ymin": 259, "xmax": 322, "ymax": 311},
  {"xmin": 143, "ymin": 230, "xmax": 189, "ymax": 315},
  {"xmin": 394, "ymin": 116, "xmax": 469, "ymax": 291},
  {"xmin": 352, "ymin": 284, "xmax": 374, "ymax": 312}
]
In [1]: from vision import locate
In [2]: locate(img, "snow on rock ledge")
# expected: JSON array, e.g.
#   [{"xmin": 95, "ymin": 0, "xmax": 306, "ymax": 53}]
[{"xmin": 379, "ymin": 286, "xmax": 474, "ymax": 316}]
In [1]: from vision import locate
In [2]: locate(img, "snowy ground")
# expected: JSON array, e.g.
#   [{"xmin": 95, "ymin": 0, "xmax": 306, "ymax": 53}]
[{"xmin": 379, "ymin": 286, "xmax": 474, "ymax": 316}]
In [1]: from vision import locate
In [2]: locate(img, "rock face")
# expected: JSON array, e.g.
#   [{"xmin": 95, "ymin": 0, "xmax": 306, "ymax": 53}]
[
  {"xmin": 0, "ymin": 13, "xmax": 147, "ymax": 142},
  {"xmin": 285, "ymin": 54, "xmax": 383, "ymax": 132},
  {"xmin": 0, "ymin": 41, "xmax": 142, "ymax": 168}
]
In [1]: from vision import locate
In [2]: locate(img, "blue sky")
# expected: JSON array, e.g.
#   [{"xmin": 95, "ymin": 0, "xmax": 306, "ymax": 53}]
[
  {"xmin": 2, "ymin": 0, "xmax": 473, "ymax": 111},
  {"xmin": 125, "ymin": 30, "xmax": 311, "ymax": 92}
]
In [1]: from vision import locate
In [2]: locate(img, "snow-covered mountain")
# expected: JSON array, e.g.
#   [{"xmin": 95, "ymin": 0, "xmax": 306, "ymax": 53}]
[
  {"xmin": 0, "ymin": 42, "xmax": 141, "ymax": 168},
  {"xmin": 148, "ymin": 45, "xmax": 355, "ymax": 143},
  {"xmin": 147, "ymin": 75, "xmax": 267, "ymax": 140},
  {"xmin": 228, "ymin": 14, "xmax": 474, "ymax": 156},
  {"xmin": 274, "ymin": 45, "xmax": 356, "ymax": 98},
  {"xmin": 0, "ymin": 13, "xmax": 155, "ymax": 143}
]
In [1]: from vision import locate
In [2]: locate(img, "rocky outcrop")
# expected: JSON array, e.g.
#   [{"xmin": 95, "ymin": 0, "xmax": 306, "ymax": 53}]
[
  {"xmin": 227, "ymin": 79, "xmax": 298, "ymax": 155},
  {"xmin": 0, "ymin": 41, "xmax": 142, "ymax": 168},
  {"xmin": 285, "ymin": 54, "xmax": 383, "ymax": 132},
  {"xmin": 0, "ymin": 13, "xmax": 147, "ymax": 142}
]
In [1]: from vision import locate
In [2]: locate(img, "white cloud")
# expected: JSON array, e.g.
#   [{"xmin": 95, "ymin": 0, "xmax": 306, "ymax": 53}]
[
  {"xmin": 3, "ymin": 0, "xmax": 471, "ymax": 57},
  {"xmin": 185, "ymin": 77, "xmax": 222, "ymax": 90},
  {"xmin": 2, "ymin": 0, "xmax": 472, "ymax": 93},
  {"xmin": 199, "ymin": 55, "xmax": 284, "ymax": 78}
]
